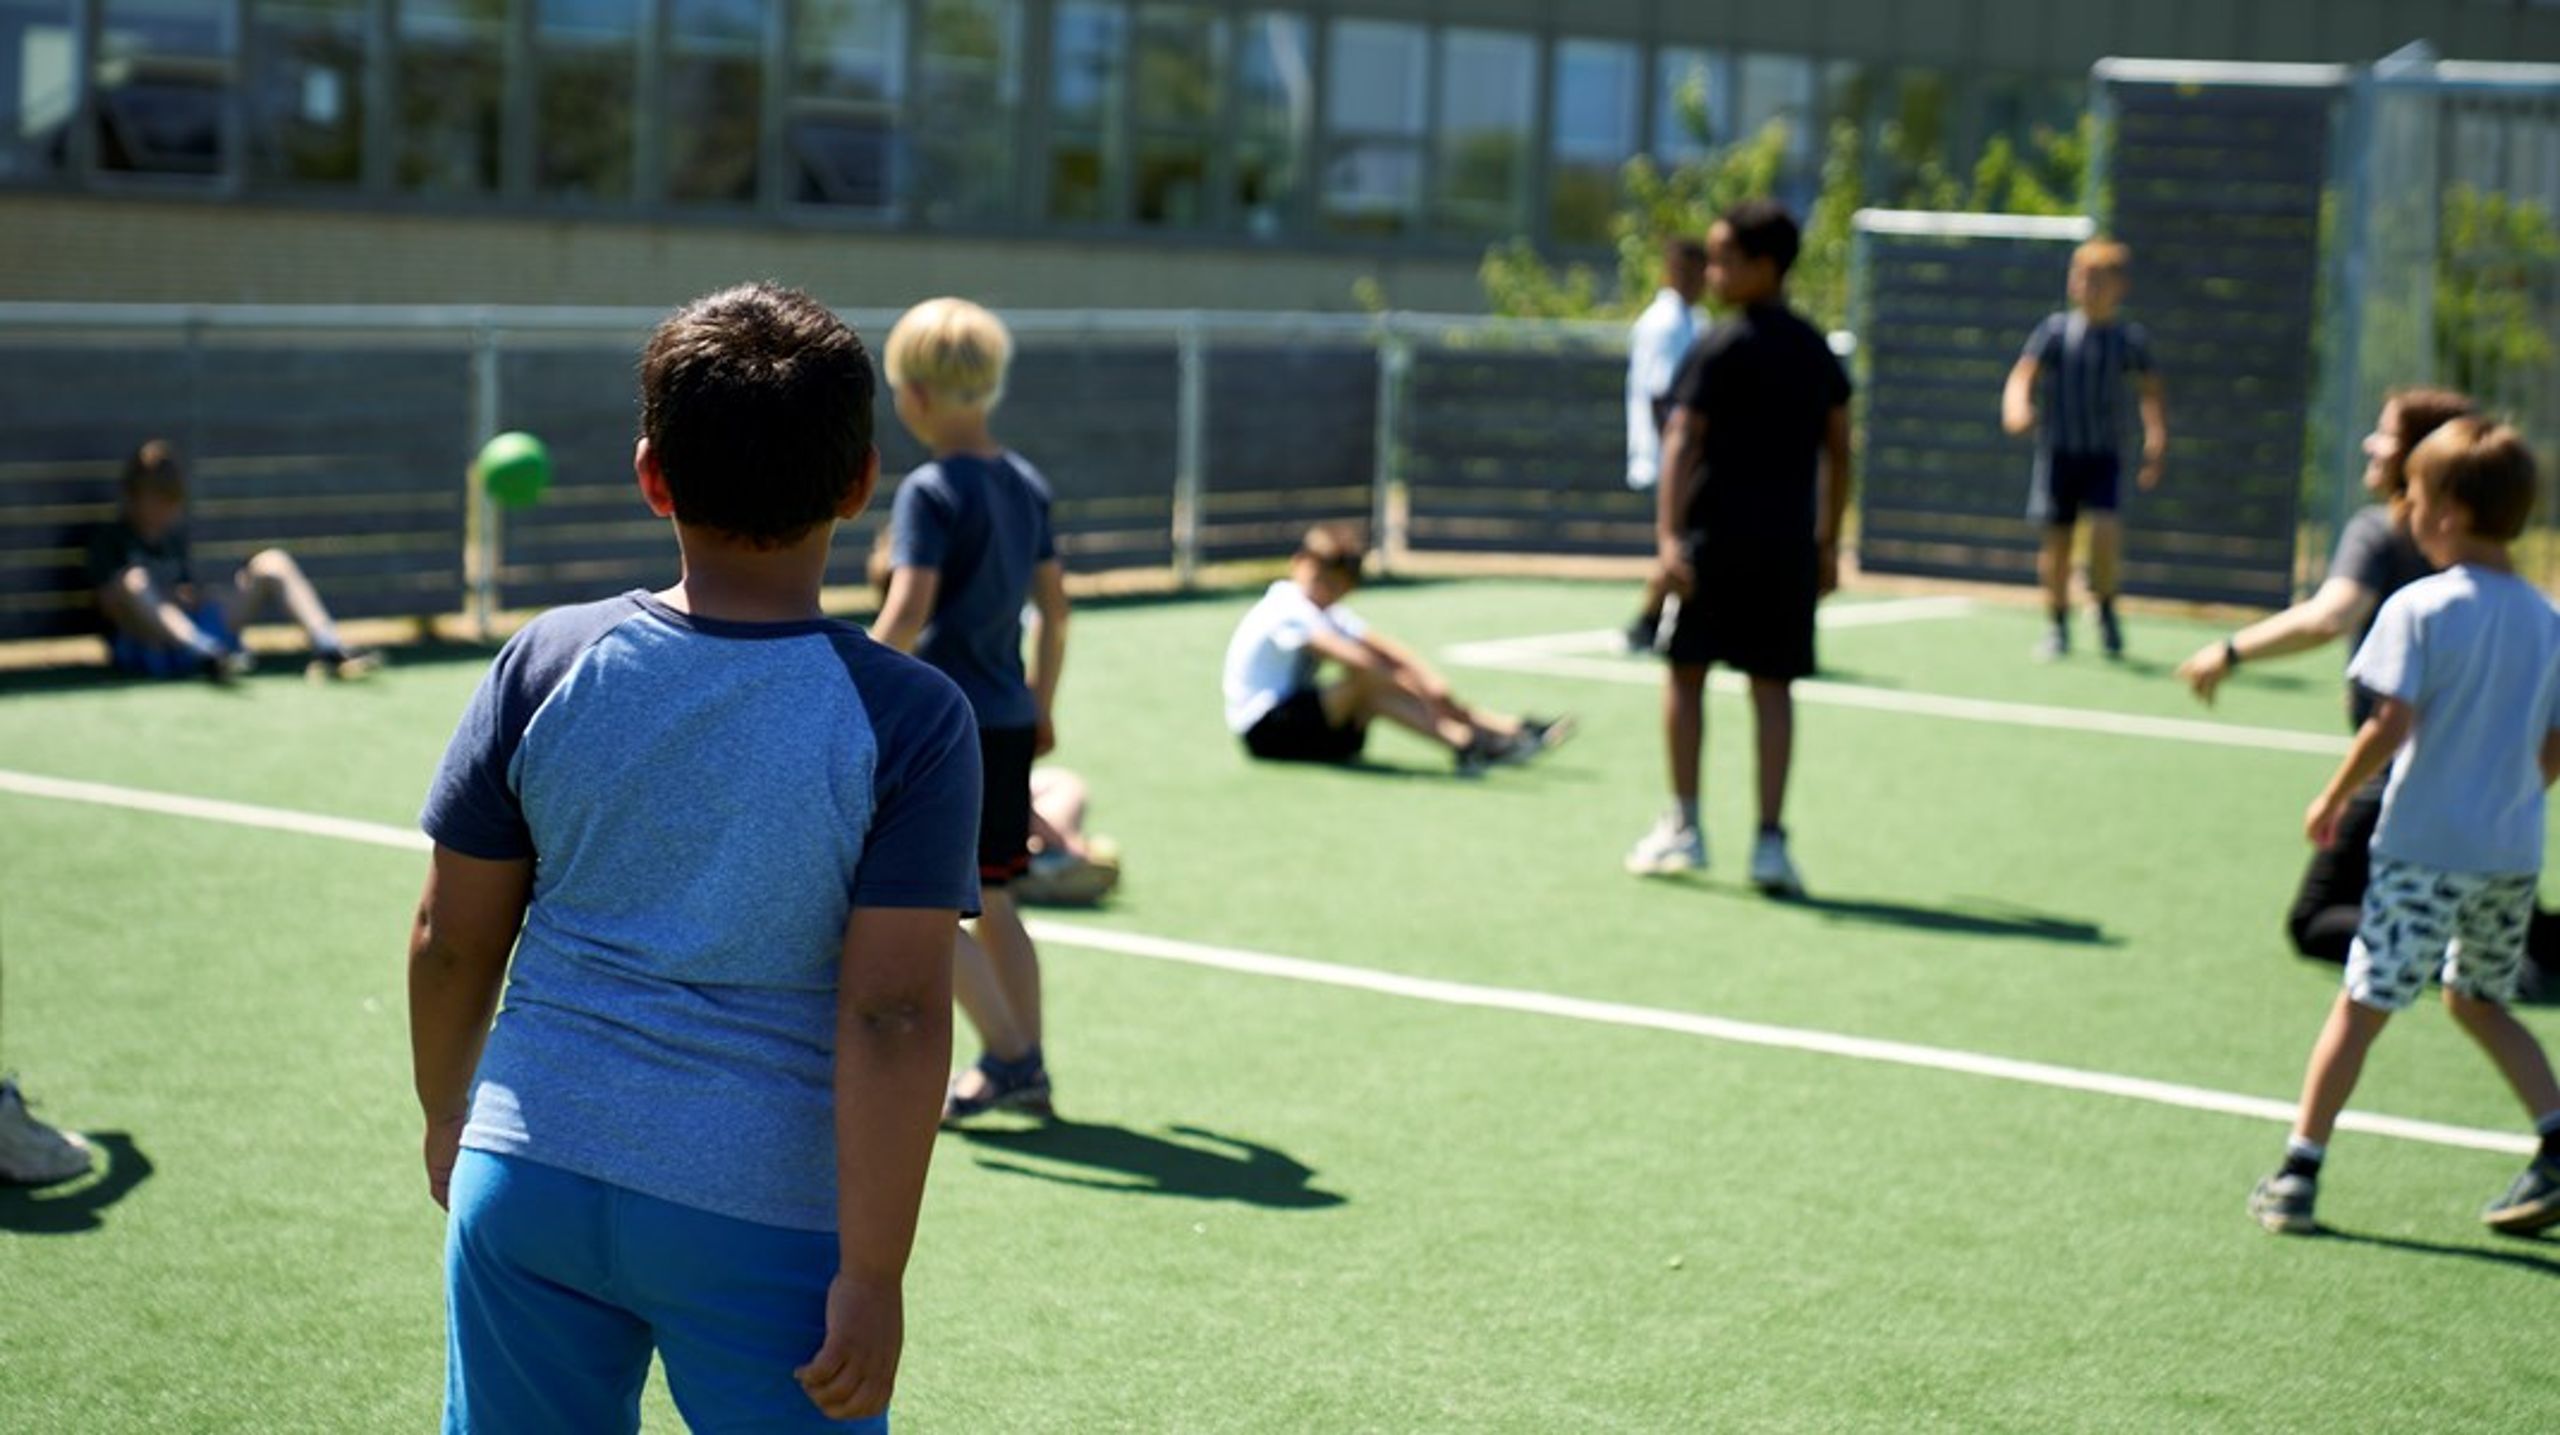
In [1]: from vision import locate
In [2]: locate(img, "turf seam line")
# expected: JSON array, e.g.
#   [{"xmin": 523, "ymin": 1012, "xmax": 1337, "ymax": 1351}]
[
  {"xmin": 0, "ymin": 767, "xmax": 2527, "ymax": 1157},
  {"xmin": 1444, "ymin": 631, "xmax": 2350, "ymax": 757}
]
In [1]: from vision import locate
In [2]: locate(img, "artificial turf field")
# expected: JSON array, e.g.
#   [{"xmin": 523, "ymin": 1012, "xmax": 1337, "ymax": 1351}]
[{"xmin": 3, "ymin": 577, "xmax": 2557, "ymax": 1433}]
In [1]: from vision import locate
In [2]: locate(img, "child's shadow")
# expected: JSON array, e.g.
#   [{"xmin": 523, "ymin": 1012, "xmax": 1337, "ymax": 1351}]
[
  {"xmin": 2308, "ymin": 1224, "xmax": 2560, "ymax": 1279},
  {"xmin": 0, "ymin": 1132, "xmax": 154, "ymax": 1234},
  {"xmin": 1676, "ymin": 880, "xmax": 2116, "ymax": 946},
  {"xmin": 952, "ymin": 1121, "xmax": 1346, "ymax": 1210}
]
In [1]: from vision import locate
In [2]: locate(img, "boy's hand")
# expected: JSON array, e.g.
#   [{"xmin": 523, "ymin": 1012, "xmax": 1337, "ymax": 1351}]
[
  {"xmin": 1815, "ymin": 539, "xmax": 1839, "ymax": 598},
  {"xmin": 423, "ymin": 1113, "xmax": 467, "ymax": 1210},
  {"xmin": 2138, "ymin": 455, "xmax": 2163, "ymax": 491},
  {"xmin": 2176, "ymin": 644, "xmax": 2228, "ymax": 705},
  {"xmin": 1656, "ymin": 535, "xmax": 1693, "ymax": 597},
  {"xmin": 1033, "ymin": 714, "xmax": 1056, "ymax": 758},
  {"xmin": 796, "ymin": 1271, "xmax": 903, "ymax": 1421},
  {"xmin": 2304, "ymin": 792, "xmax": 2348, "ymax": 850}
]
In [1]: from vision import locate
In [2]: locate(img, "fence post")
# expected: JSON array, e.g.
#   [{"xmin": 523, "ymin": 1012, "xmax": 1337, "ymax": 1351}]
[
  {"xmin": 1371, "ymin": 318, "xmax": 1412, "ymax": 574},
  {"xmin": 466, "ymin": 325, "xmax": 502, "ymax": 641},
  {"xmin": 1172, "ymin": 312, "xmax": 1208, "ymax": 588}
]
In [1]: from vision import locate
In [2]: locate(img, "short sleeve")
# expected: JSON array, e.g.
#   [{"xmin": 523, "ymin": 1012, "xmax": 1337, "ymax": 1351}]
[
  {"xmin": 422, "ymin": 654, "xmax": 534, "ymax": 861},
  {"xmin": 83, "ymin": 524, "xmax": 130, "ymax": 587},
  {"xmin": 2345, "ymin": 591, "xmax": 2424, "ymax": 711},
  {"xmin": 850, "ymin": 679, "xmax": 984, "ymax": 914},
  {"xmin": 889, "ymin": 471, "xmax": 953, "ymax": 571},
  {"xmin": 1029, "ymin": 475, "xmax": 1058, "ymax": 565},
  {"xmin": 1824, "ymin": 343, "xmax": 1853, "ymax": 408},
  {"xmin": 1667, "ymin": 342, "xmax": 1713, "ymax": 417},
  {"xmin": 2019, "ymin": 314, "xmax": 2060, "ymax": 366},
  {"xmin": 2123, "ymin": 323, "xmax": 2155, "ymax": 375},
  {"xmin": 1327, "ymin": 604, "xmax": 1369, "ymax": 642},
  {"xmin": 2326, "ymin": 510, "xmax": 2391, "ymax": 594}
]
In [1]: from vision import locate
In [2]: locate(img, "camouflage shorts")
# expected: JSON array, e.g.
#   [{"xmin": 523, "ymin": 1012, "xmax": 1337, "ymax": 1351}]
[{"xmin": 2347, "ymin": 855, "xmax": 2538, "ymax": 1011}]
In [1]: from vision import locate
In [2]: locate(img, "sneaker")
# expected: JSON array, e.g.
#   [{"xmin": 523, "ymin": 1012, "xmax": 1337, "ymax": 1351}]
[
  {"xmin": 2482, "ymin": 1157, "xmax": 2560, "ymax": 1235},
  {"xmin": 2097, "ymin": 606, "xmax": 2125, "ymax": 660},
  {"xmin": 1014, "ymin": 838, "xmax": 1122, "ymax": 907},
  {"xmin": 1624, "ymin": 616, "xmax": 1661, "ymax": 655},
  {"xmin": 1625, "ymin": 813, "xmax": 1706, "ymax": 876},
  {"xmin": 200, "ymin": 650, "xmax": 253, "ymax": 686},
  {"xmin": 941, "ymin": 1050, "xmax": 1055, "ymax": 1125},
  {"xmin": 1494, "ymin": 715, "xmax": 1576, "ymax": 766},
  {"xmin": 2032, "ymin": 626, "xmax": 2068, "ymax": 663},
  {"xmin": 1749, "ymin": 829, "xmax": 1805, "ymax": 897},
  {"xmin": 307, "ymin": 648, "xmax": 384, "ymax": 682},
  {"xmin": 2248, "ymin": 1170, "xmax": 2319, "ymax": 1234},
  {"xmin": 0, "ymin": 1076, "xmax": 94, "ymax": 1186},
  {"xmin": 1454, "ymin": 737, "xmax": 1499, "ymax": 779}
]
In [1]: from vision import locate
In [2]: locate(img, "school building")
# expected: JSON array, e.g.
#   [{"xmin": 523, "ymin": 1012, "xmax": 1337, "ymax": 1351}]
[{"xmin": 4, "ymin": 0, "xmax": 2558, "ymax": 312}]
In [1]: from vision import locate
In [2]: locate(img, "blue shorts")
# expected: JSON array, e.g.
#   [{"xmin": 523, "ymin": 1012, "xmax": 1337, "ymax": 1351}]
[
  {"xmin": 108, "ymin": 603, "xmax": 236, "ymax": 677},
  {"xmin": 444, "ymin": 1149, "xmax": 891, "ymax": 1435},
  {"xmin": 2028, "ymin": 451, "xmax": 2121, "ymax": 528}
]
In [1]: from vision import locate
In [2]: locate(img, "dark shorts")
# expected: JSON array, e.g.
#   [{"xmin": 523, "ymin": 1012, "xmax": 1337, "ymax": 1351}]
[
  {"xmin": 2029, "ymin": 450, "xmax": 2121, "ymax": 527},
  {"xmin": 1665, "ymin": 535, "xmax": 1817, "ymax": 681},
  {"xmin": 107, "ymin": 603, "xmax": 234, "ymax": 678},
  {"xmin": 977, "ymin": 725, "xmax": 1038, "ymax": 886},
  {"xmin": 1241, "ymin": 688, "xmax": 1368, "ymax": 765}
]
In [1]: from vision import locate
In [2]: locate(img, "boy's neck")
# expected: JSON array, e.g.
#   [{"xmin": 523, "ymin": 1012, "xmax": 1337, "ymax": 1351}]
[
  {"xmin": 2443, "ymin": 538, "xmax": 2516, "ymax": 575},
  {"xmin": 924, "ymin": 414, "xmax": 1004, "ymax": 459},
  {"xmin": 659, "ymin": 524, "xmax": 835, "ymax": 623},
  {"xmin": 2076, "ymin": 303, "xmax": 2120, "ymax": 324}
]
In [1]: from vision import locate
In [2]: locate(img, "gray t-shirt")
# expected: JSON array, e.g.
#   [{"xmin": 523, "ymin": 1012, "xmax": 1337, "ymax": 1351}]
[
  {"xmin": 2328, "ymin": 505, "xmax": 2437, "ymax": 727},
  {"xmin": 2021, "ymin": 311, "xmax": 2153, "ymax": 460},
  {"xmin": 890, "ymin": 452, "xmax": 1057, "ymax": 731},
  {"xmin": 2347, "ymin": 566, "xmax": 2560, "ymax": 876}
]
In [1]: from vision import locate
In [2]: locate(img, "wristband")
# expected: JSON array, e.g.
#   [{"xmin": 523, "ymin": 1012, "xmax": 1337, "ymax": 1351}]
[{"xmin": 2222, "ymin": 638, "xmax": 2242, "ymax": 669}]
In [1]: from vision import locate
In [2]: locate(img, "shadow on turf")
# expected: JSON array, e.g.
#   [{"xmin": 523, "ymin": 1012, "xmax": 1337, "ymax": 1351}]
[
  {"xmin": 952, "ymin": 1121, "xmax": 1345, "ymax": 1209},
  {"xmin": 2312, "ymin": 1225, "xmax": 2559, "ymax": 1278},
  {"xmin": 1676, "ymin": 881, "xmax": 2117, "ymax": 946},
  {"xmin": 0, "ymin": 1132, "xmax": 154, "ymax": 1234}
]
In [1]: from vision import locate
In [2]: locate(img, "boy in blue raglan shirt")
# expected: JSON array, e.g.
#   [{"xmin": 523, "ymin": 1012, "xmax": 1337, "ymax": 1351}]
[{"xmin": 412, "ymin": 283, "xmax": 981, "ymax": 1431}]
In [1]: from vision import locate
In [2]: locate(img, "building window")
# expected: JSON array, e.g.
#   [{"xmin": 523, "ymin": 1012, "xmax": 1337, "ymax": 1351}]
[
  {"xmin": 789, "ymin": 0, "xmax": 902, "ymax": 208},
  {"xmin": 397, "ymin": 0, "xmax": 509, "ymax": 195},
  {"xmin": 667, "ymin": 0, "xmax": 762, "ymax": 205},
  {"xmin": 1430, "ymin": 27, "xmax": 1532, "ymax": 241},
  {"xmin": 1654, "ymin": 46, "xmax": 1729, "ymax": 162},
  {"xmin": 535, "ymin": 0, "xmax": 638, "ymax": 201},
  {"xmin": 1045, "ymin": 0, "xmax": 1124, "ymax": 222},
  {"xmin": 915, "ymin": 0, "xmax": 1021, "ymax": 223},
  {"xmin": 1550, "ymin": 37, "xmax": 1634, "ymax": 247},
  {"xmin": 95, "ymin": 0, "xmax": 234, "ymax": 178},
  {"xmin": 1131, "ymin": 2, "xmax": 1221, "ymax": 228},
  {"xmin": 1738, "ymin": 50, "xmax": 1816, "ymax": 206},
  {"xmin": 1, "ymin": 0, "xmax": 75, "ymax": 179},
  {"xmin": 1231, "ymin": 10, "xmax": 1305, "ymax": 237},
  {"xmin": 1320, "ymin": 17, "xmax": 1423, "ymax": 236},
  {"xmin": 248, "ymin": 0, "xmax": 365, "ymax": 186}
]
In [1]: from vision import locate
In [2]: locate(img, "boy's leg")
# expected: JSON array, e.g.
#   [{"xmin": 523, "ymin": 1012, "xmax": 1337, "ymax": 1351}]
[
  {"xmin": 2035, "ymin": 525, "xmax": 2074, "ymax": 653},
  {"xmin": 950, "ymin": 924, "xmax": 1030, "ymax": 1061},
  {"xmin": 1747, "ymin": 677, "xmax": 1792, "ymax": 832},
  {"xmin": 971, "ymin": 890, "xmax": 1043, "ymax": 1055},
  {"xmin": 222, "ymin": 547, "xmax": 350, "ymax": 657},
  {"xmin": 444, "ymin": 1150, "xmax": 653, "ymax": 1434},
  {"xmin": 2445, "ymin": 875, "xmax": 2560, "ymax": 1122},
  {"xmin": 1663, "ymin": 662, "xmax": 1707, "ymax": 813},
  {"xmin": 2286, "ymin": 991, "xmax": 2394, "ymax": 1151},
  {"xmin": 2446, "ymin": 990, "xmax": 2560, "ymax": 1127},
  {"xmin": 99, "ymin": 568, "xmax": 224, "ymax": 655},
  {"xmin": 1331, "ymin": 665, "xmax": 1472, "ymax": 750},
  {"xmin": 2087, "ymin": 514, "xmax": 2127, "ymax": 656}
]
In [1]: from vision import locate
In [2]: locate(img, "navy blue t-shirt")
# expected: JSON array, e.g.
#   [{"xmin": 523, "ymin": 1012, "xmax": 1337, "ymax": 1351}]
[
  {"xmin": 2022, "ymin": 311, "xmax": 2153, "ymax": 460},
  {"xmin": 889, "ymin": 452, "xmax": 1057, "ymax": 731},
  {"xmin": 420, "ymin": 591, "xmax": 982, "ymax": 1231}
]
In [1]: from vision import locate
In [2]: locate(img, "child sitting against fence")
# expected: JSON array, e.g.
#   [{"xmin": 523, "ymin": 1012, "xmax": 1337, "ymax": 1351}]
[
  {"xmin": 1220, "ymin": 522, "xmax": 1569, "ymax": 777},
  {"xmin": 868, "ymin": 297, "xmax": 1073, "ymax": 1123},
  {"xmin": 2247, "ymin": 418, "xmax": 2560, "ymax": 1237},
  {"xmin": 88, "ymin": 440, "xmax": 379, "ymax": 683},
  {"xmin": 2000, "ymin": 238, "xmax": 2169, "ymax": 661}
]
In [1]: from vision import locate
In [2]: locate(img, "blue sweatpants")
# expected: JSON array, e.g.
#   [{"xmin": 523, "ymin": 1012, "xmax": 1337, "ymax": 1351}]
[{"xmin": 444, "ymin": 1149, "xmax": 890, "ymax": 1435}]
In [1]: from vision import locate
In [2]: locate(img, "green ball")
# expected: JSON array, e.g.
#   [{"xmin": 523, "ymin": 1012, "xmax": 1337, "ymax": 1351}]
[{"xmin": 476, "ymin": 431, "xmax": 552, "ymax": 510}]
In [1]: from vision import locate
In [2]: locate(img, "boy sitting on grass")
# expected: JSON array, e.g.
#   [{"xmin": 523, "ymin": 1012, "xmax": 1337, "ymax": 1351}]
[
  {"xmin": 412, "ymin": 282, "xmax": 978, "ymax": 1429},
  {"xmin": 869, "ymin": 297, "xmax": 1072, "ymax": 1124},
  {"xmin": 1220, "ymin": 523, "xmax": 1569, "ymax": 777},
  {"xmin": 2250, "ymin": 418, "xmax": 2560, "ymax": 1237}
]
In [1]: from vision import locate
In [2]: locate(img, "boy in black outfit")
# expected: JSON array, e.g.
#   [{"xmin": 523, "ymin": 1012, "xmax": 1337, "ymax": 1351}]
[{"xmin": 1626, "ymin": 200, "xmax": 1853, "ymax": 897}]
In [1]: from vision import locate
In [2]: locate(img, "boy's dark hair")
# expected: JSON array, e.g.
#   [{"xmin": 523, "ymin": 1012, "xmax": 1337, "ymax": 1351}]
[
  {"xmin": 1718, "ymin": 199, "xmax": 1801, "ymax": 277},
  {"xmin": 1298, "ymin": 522, "xmax": 1367, "ymax": 577},
  {"xmin": 2379, "ymin": 386, "xmax": 2475, "ymax": 501},
  {"xmin": 1663, "ymin": 236, "xmax": 1708, "ymax": 268},
  {"xmin": 122, "ymin": 439, "xmax": 185, "ymax": 498},
  {"xmin": 2409, "ymin": 417, "xmax": 2538, "ymax": 541},
  {"xmin": 640, "ymin": 283, "xmax": 874, "ymax": 547}
]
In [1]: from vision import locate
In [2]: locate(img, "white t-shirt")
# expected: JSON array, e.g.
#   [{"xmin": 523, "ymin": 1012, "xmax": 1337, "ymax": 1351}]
[
  {"xmin": 1222, "ymin": 579, "xmax": 1369, "ymax": 733},
  {"xmin": 1626, "ymin": 287, "xmax": 1700, "ymax": 489},
  {"xmin": 2348, "ymin": 565, "xmax": 2560, "ymax": 875}
]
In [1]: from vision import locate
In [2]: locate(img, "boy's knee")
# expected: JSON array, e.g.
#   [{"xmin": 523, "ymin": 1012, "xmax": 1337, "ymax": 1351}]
[{"xmin": 245, "ymin": 547, "xmax": 301, "ymax": 581}]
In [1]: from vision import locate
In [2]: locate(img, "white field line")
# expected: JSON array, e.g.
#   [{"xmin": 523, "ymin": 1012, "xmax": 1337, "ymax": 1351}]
[
  {"xmin": 1444, "ymin": 633, "xmax": 2349, "ymax": 758},
  {"xmin": 0, "ymin": 768, "xmax": 2523, "ymax": 1156}
]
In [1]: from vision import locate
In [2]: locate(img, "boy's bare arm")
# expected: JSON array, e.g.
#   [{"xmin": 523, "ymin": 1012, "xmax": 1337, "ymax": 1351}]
[
  {"xmin": 1027, "ymin": 559, "xmax": 1069, "ymax": 754},
  {"xmin": 2138, "ymin": 372, "xmax": 2168, "ymax": 489},
  {"xmin": 2542, "ymin": 727, "xmax": 2560, "ymax": 788},
  {"xmin": 1818, "ymin": 405, "xmax": 1854, "ymax": 597},
  {"xmin": 1303, "ymin": 627, "xmax": 1383, "ymax": 675},
  {"xmin": 796, "ymin": 905, "xmax": 955, "ymax": 1422},
  {"xmin": 1656, "ymin": 411, "xmax": 1702, "ymax": 592},
  {"xmin": 2001, "ymin": 357, "xmax": 2039, "ymax": 436},
  {"xmin": 1358, "ymin": 630, "xmax": 1450, "ymax": 699},
  {"xmin": 873, "ymin": 568, "xmax": 940, "ymax": 653},
  {"xmin": 408, "ymin": 846, "xmax": 533, "ymax": 1208},
  {"xmin": 2306, "ymin": 698, "xmax": 2414, "ymax": 847}
]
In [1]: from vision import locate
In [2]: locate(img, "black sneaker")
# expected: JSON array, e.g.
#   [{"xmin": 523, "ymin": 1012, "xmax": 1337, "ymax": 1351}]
[
  {"xmin": 307, "ymin": 648, "xmax": 384, "ymax": 682},
  {"xmin": 2483, "ymin": 1157, "xmax": 2560, "ymax": 1235},
  {"xmin": 1454, "ymin": 737, "xmax": 1498, "ymax": 779},
  {"xmin": 2248, "ymin": 1170, "xmax": 2319, "ymax": 1234},
  {"xmin": 200, "ymin": 650, "xmax": 253, "ymax": 686},
  {"xmin": 2098, "ymin": 605, "xmax": 2125, "ymax": 660},
  {"xmin": 941, "ymin": 1051, "xmax": 1054, "ymax": 1125},
  {"xmin": 1494, "ymin": 715, "xmax": 1576, "ymax": 766}
]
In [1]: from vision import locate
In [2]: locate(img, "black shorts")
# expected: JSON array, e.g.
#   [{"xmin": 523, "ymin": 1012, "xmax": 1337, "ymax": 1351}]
[
  {"xmin": 1241, "ymin": 689, "xmax": 1368, "ymax": 764},
  {"xmin": 977, "ymin": 725, "xmax": 1038, "ymax": 886},
  {"xmin": 1665, "ymin": 534, "xmax": 1817, "ymax": 681},
  {"xmin": 2029, "ymin": 450, "xmax": 2121, "ymax": 527}
]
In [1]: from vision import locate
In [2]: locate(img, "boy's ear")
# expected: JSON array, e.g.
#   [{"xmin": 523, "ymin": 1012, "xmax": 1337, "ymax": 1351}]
[
  {"xmin": 635, "ymin": 437, "xmax": 677, "ymax": 518},
  {"xmin": 837, "ymin": 444, "xmax": 881, "ymax": 520}
]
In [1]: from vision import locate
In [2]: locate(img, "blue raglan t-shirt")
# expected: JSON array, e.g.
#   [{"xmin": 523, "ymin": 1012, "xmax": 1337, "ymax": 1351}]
[
  {"xmin": 889, "ymin": 452, "xmax": 1056, "ymax": 730},
  {"xmin": 420, "ymin": 591, "xmax": 982, "ymax": 1232}
]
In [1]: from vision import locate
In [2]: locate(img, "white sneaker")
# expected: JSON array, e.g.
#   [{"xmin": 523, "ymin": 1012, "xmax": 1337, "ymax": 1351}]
[
  {"xmin": 0, "ymin": 1076, "xmax": 94, "ymax": 1186},
  {"xmin": 1750, "ymin": 830, "xmax": 1805, "ymax": 897},
  {"xmin": 1625, "ymin": 814, "xmax": 1707, "ymax": 875}
]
